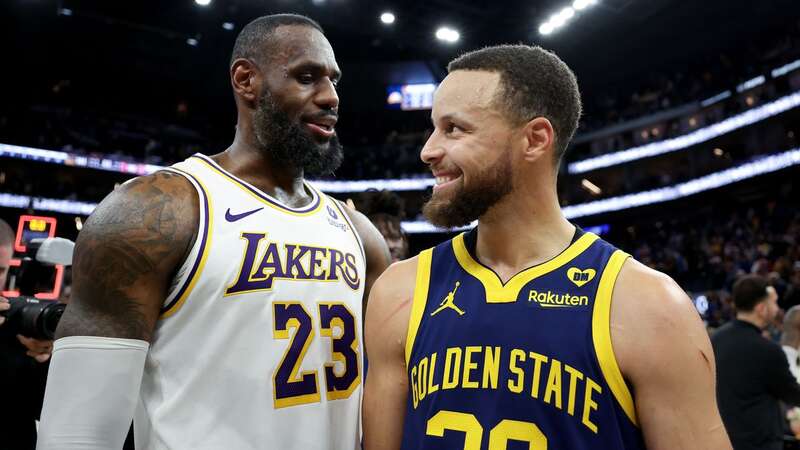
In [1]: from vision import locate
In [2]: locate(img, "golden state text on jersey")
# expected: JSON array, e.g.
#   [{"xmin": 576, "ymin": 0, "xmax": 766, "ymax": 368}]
[
  {"xmin": 401, "ymin": 228, "xmax": 645, "ymax": 450},
  {"xmin": 134, "ymin": 154, "xmax": 365, "ymax": 450}
]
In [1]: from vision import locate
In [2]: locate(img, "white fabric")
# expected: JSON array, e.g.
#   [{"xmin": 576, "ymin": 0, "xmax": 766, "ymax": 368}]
[
  {"xmin": 36, "ymin": 336, "xmax": 149, "ymax": 450},
  {"xmin": 783, "ymin": 345, "xmax": 800, "ymax": 382},
  {"xmin": 135, "ymin": 156, "xmax": 366, "ymax": 450}
]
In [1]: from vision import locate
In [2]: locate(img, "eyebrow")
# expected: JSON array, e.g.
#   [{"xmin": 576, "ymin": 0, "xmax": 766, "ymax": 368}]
[
  {"xmin": 434, "ymin": 113, "xmax": 474, "ymax": 127},
  {"xmin": 292, "ymin": 61, "xmax": 342, "ymax": 80}
]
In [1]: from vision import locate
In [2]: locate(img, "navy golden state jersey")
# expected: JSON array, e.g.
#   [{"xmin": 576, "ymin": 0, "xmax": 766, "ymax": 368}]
[{"xmin": 401, "ymin": 228, "xmax": 645, "ymax": 450}]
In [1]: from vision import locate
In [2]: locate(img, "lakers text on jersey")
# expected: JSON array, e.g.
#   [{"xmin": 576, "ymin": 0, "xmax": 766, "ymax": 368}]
[{"xmin": 134, "ymin": 154, "xmax": 366, "ymax": 450}]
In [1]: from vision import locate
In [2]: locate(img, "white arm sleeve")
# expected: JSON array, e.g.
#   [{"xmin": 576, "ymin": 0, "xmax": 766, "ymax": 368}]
[{"xmin": 36, "ymin": 336, "xmax": 149, "ymax": 450}]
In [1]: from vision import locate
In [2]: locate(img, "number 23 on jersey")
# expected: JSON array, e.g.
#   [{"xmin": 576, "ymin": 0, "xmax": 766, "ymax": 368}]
[{"xmin": 272, "ymin": 301, "xmax": 360, "ymax": 408}]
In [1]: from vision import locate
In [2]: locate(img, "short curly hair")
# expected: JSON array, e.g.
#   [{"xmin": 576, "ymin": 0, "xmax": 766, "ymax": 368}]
[{"xmin": 448, "ymin": 45, "xmax": 582, "ymax": 166}]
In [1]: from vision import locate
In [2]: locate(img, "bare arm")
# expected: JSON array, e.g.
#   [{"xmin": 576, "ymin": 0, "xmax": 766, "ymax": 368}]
[
  {"xmin": 362, "ymin": 258, "xmax": 418, "ymax": 450},
  {"xmin": 613, "ymin": 259, "xmax": 731, "ymax": 450},
  {"xmin": 56, "ymin": 171, "xmax": 198, "ymax": 341}
]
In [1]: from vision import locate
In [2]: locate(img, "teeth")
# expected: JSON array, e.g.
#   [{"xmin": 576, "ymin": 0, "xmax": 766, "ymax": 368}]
[{"xmin": 436, "ymin": 176, "xmax": 455, "ymax": 185}]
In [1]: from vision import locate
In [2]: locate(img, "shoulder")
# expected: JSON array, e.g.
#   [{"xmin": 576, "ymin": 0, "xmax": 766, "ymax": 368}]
[
  {"xmin": 369, "ymin": 255, "xmax": 421, "ymax": 312},
  {"xmin": 613, "ymin": 257, "xmax": 697, "ymax": 328},
  {"xmin": 610, "ymin": 258, "xmax": 710, "ymax": 377},
  {"xmin": 79, "ymin": 171, "xmax": 200, "ymax": 264},
  {"xmin": 94, "ymin": 171, "xmax": 198, "ymax": 223},
  {"xmin": 365, "ymin": 255, "xmax": 421, "ymax": 335},
  {"xmin": 335, "ymin": 199, "xmax": 391, "ymax": 268}
]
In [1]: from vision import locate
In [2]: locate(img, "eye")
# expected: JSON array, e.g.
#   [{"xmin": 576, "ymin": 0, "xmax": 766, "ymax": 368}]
[
  {"xmin": 298, "ymin": 73, "xmax": 314, "ymax": 84},
  {"xmin": 446, "ymin": 123, "xmax": 464, "ymax": 134}
]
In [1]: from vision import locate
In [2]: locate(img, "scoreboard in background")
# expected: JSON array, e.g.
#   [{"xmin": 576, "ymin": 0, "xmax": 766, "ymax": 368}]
[
  {"xmin": 386, "ymin": 83, "xmax": 437, "ymax": 110},
  {"xmin": 2, "ymin": 215, "xmax": 65, "ymax": 300}
]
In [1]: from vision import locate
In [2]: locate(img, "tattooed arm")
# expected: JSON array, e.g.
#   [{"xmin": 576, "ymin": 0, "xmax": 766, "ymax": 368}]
[
  {"xmin": 37, "ymin": 171, "xmax": 198, "ymax": 449},
  {"xmin": 56, "ymin": 171, "xmax": 199, "ymax": 341}
]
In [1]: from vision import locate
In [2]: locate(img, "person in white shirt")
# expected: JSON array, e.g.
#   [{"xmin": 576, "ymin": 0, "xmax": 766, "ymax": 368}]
[{"xmin": 782, "ymin": 306, "xmax": 800, "ymax": 382}]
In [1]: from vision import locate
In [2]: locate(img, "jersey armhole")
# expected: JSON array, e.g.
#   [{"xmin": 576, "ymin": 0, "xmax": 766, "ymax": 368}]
[
  {"xmin": 159, "ymin": 167, "xmax": 214, "ymax": 319},
  {"xmin": 405, "ymin": 248, "xmax": 433, "ymax": 365},
  {"xmin": 591, "ymin": 250, "xmax": 638, "ymax": 426}
]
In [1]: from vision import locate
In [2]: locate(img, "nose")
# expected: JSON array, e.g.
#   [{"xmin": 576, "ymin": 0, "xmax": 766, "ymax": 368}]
[
  {"xmin": 420, "ymin": 129, "xmax": 444, "ymax": 165},
  {"xmin": 315, "ymin": 78, "xmax": 339, "ymax": 111}
]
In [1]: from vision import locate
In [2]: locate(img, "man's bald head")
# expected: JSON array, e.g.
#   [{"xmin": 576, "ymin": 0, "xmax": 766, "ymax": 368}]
[{"xmin": 782, "ymin": 305, "xmax": 800, "ymax": 347}]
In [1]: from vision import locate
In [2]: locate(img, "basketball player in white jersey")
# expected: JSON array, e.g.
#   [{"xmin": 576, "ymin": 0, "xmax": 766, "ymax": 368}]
[{"xmin": 37, "ymin": 14, "xmax": 391, "ymax": 450}]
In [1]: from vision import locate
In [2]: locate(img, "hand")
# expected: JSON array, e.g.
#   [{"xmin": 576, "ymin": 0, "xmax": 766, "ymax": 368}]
[
  {"xmin": 17, "ymin": 335, "xmax": 53, "ymax": 363},
  {"xmin": 0, "ymin": 297, "xmax": 8, "ymax": 326}
]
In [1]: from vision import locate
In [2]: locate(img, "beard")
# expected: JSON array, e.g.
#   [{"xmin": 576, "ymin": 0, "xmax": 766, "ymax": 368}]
[
  {"xmin": 253, "ymin": 89, "xmax": 343, "ymax": 177},
  {"xmin": 422, "ymin": 151, "xmax": 514, "ymax": 228}
]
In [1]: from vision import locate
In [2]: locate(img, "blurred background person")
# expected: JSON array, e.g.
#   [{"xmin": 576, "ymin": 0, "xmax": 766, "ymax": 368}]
[
  {"xmin": 356, "ymin": 189, "xmax": 409, "ymax": 262},
  {"xmin": 0, "ymin": 217, "xmax": 51, "ymax": 450},
  {"xmin": 713, "ymin": 275, "xmax": 800, "ymax": 450}
]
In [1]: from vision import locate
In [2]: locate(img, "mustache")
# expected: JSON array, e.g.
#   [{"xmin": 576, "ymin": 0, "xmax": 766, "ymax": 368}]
[{"xmin": 304, "ymin": 110, "xmax": 339, "ymax": 121}]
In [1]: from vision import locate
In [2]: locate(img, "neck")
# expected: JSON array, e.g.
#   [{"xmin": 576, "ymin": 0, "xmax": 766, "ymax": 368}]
[
  {"xmin": 213, "ymin": 122, "xmax": 309, "ymax": 206},
  {"xmin": 475, "ymin": 177, "xmax": 574, "ymax": 283},
  {"xmin": 736, "ymin": 312, "xmax": 766, "ymax": 330}
]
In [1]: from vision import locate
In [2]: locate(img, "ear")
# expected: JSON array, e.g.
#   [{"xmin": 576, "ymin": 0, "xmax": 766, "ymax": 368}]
[
  {"xmin": 521, "ymin": 116, "xmax": 555, "ymax": 163},
  {"xmin": 754, "ymin": 301, "xmax": 767, "ymax": 317},
  {"xmin": 230, "ymin": 58, "xmax": 260, "ymax": 106}
]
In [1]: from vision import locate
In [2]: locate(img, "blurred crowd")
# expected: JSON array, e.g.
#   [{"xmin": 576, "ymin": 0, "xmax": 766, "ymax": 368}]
[
  {"xmin": 2, "ymin": 22, "xmax": 799, "ymax": 183},
  {"xmin": 614, "ymin": 187, "xmax": 800, "ymax": 333}
]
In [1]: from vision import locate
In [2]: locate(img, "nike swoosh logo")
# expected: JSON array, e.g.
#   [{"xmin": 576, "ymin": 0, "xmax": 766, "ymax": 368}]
[{"xmin": 225, "ymin": 207, "xmax": 264, "ymax": 222}]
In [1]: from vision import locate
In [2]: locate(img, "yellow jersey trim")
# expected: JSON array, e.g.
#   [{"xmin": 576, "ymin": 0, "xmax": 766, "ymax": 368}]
[
  {"xmin": 160, "ymin": 168, "xmax": 214, "ymax": 319},
  {"xmin": 452, "ymin": 232, "xmax": 600, "ymax": 303},
  {"xmin": 405, "ymin": 249, "xmax": 433, "ymax": 365},
  {"xmin": 191, "ymin": 155, "xmax": 323, "ymax": 216},
  {"xmin": 591, "ymin": 250, "xmax": 638, "ymax": 426}
]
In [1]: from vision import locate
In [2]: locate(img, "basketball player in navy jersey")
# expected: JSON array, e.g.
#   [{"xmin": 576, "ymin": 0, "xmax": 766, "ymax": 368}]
[
  {"xmin": 37, "ymin": 14, "xmax": 390, "ymax": 449},
  {"xmin": 363, "ymin": 45, "xmax": 731, "ymax": 449}
]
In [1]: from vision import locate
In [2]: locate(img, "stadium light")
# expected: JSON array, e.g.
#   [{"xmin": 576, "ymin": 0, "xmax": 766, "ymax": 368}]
[
  {"xmin": 435, "ymin": 27, "xmax": 460, "ymax": 43},
  {"xmin": 539, "ymin": 23, "xmax": 555, "ymax": 35},
  {"xmin": 58, "ymin": 8, "xmax": 73, "ymax": 16},
  {"xmin": 186, "ymin": 38, "xmax": 199, "ymax": 47},
  {"xmin": 6, "ymin": 148, "xmax": 798, "ymax": 233},
  {"xmin": 222, "ymin": 22, "xmax": 235, "ymax": 31},
  {"xmin": 772, "ymin": 58, "xmax": 800, "ymax": 78},
  {"xmin": 2, "ymin": 89, "xmax": 799, "ymax": 192},
  {"xmin": 572, "ymin": 0, "xmax": 597, "ymax": 10},
  {"xmin": 539, "ymin": 0, "xmax": 597, "ymax": 35},
  {"xmin": 380, "ymin": 12, "xmax": 395, "ymax": 24},
  {"xmin": 568, "ymin": 90, "xmax": 800, "ymax": 174},
  {"xmin": 195, "ymin": 0, "xmax": 211, "ymax": 6}
]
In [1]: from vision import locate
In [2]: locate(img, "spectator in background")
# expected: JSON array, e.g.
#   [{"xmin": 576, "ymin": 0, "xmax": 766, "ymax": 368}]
[
  {"xmin": 783, "ymin": 306, "xmax": 800, "ymax": 381},
  {"xmin": 357, "ymin": 189, "xmax": 409, "ymax": 262},
  {"xmin": 713, "ymin": 275, "xmax": 800, "ymax": 450},
  {"xmin": 0, "ymin": 218, "xmax": 12, "ymax": 324},
  {"xmin": 0, "ymin": 217, "xmax": 50, "ymax": 450}
]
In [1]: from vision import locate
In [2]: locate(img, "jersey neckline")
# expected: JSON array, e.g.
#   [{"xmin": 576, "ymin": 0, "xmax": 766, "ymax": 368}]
[
  {"xmin": 190, "ymin": 153, "xmax": 322, "ymax": 216},
  {"xmin": 452, "ymin": 229, "xmax": 599, "ymax": 303}
]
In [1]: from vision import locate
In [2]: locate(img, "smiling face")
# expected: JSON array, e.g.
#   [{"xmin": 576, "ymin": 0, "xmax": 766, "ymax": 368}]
[
  {"xmin": 420, "ymin": 70, "xmax": 517, "ymax": 228},
  {"xmin": 250, "ymin": 25, "xmax": 343, "ymax": 176}
]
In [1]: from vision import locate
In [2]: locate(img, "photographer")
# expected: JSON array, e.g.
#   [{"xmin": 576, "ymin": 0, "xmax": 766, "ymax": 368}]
[{"xmin": 0, "ymin": 218, "xmax": 52, "ymax": 450}]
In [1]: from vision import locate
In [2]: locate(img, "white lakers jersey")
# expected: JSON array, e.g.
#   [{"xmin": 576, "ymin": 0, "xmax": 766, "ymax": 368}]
[{"xmin": 134, "ymin": 154, "xmax": 366, "ymax": 450}]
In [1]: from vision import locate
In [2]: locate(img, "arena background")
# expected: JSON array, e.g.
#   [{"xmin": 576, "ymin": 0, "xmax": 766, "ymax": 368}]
[{"xmin": 2, "ymin": 0, "xmax": 800, "ymax": 376}]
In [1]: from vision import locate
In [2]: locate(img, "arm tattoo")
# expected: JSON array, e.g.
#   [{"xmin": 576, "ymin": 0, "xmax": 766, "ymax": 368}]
[{"xmin": 56, "ymin": 172, "xmax": 198, "ymax": 341}]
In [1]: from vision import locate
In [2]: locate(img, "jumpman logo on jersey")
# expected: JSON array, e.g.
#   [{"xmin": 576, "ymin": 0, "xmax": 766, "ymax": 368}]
[{"xmin": 431, "ymin": 281, "xmax": 465, "ymax": 317}]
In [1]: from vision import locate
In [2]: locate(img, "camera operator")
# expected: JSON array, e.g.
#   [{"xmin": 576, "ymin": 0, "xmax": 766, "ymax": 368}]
[{"xmin": 0, "ymin": 218, "xmax": 52, "ymax": 450}]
